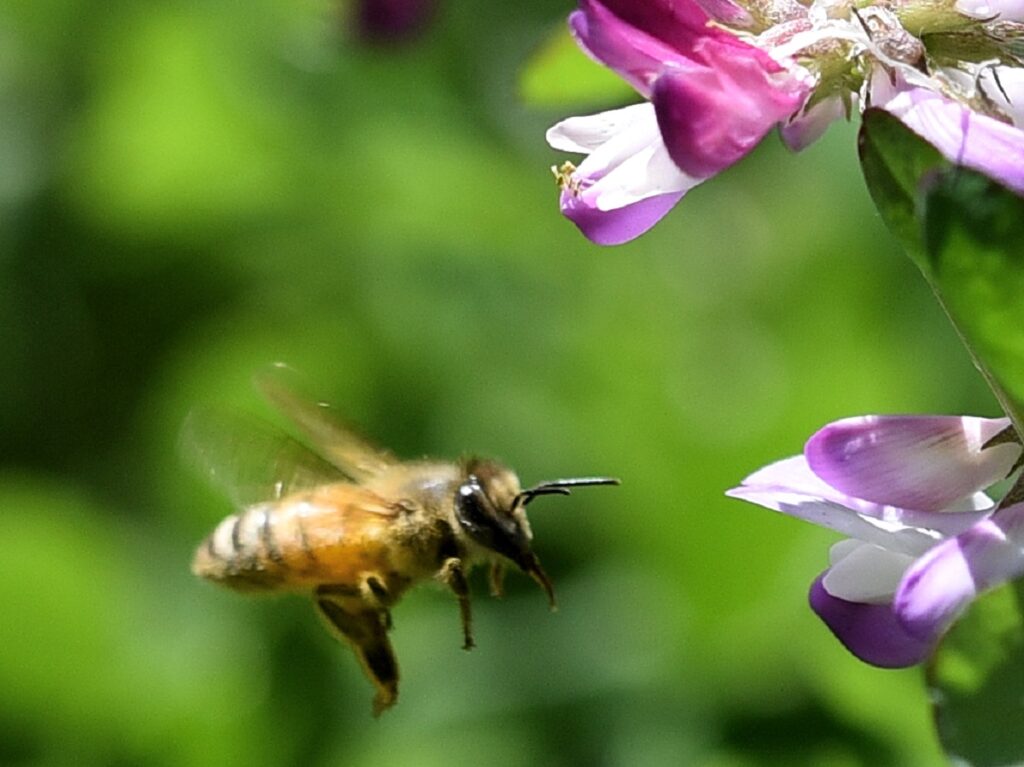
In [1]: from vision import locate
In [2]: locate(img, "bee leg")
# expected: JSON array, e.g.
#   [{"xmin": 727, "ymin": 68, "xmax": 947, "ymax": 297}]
[
  {"xmin": 315, "ymin": 588, "xmax": 399, "ymax": 716},
  {"xmin": 488, "ymin": 562, "xmax": 506, "ymax": 598},
  {"xmin": 360, "ymin": 573, "xmax": 394, "ymax": 630},
  {"xmin": 439, "ymin": 557, "xmax": 474, "ymax": 650}
]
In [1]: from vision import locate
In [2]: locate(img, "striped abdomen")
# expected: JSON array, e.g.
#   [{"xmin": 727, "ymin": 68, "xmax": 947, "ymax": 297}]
[{"xmin": 192, "ymin": 485, "xmax": 401, "ymax": 592}]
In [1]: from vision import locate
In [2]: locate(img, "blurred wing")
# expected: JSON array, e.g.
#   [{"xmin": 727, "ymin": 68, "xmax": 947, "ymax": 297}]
[
  {"xmin": 181, "ymin": 407, "xmax": 348, "ymax": 509},
  {"xmin": 255, "ymin": 364, "xmax": 397, "ymax": 482}
]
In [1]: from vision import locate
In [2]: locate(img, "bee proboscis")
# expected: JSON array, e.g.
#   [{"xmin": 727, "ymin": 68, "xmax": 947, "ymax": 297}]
[{"xmin": 187, "ymin": 365, "xmax": 619, "ymax": 715}]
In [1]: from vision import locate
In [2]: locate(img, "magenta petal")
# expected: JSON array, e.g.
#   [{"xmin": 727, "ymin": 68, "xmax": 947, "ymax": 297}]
[
  {"xmin": 570, "ymin": 2, "xmax": 685, "ymax": 96},
  {"xmin": 809, "ymin": 575, "xmax": 935, "ymax": 667},
  {"xmin": 560, "ymin": 188, "xmax": 685, "ymax": 245},
  {"xmin": 895, "ymin": 503, "xmax": 1024, "ymax": 642},
  {"xmin": 651, "ymin": 43, "xmax": 810, "ymax": 179},
  {"xmin": 571, "ymin": 0, "xmax": 754, "ymax": 97},
  {"xmin": 805, "ymin": 416, "xmax": 1018, "ymax": 512},
  {"xmin": 591, "ymin": 0, "xmax": 712, "ymax": 51}
]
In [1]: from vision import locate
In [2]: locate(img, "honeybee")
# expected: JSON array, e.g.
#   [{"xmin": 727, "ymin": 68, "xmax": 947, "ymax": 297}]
[{"xmin": 187, "ymin": 365, "xmax": 619, "ymax": 715}]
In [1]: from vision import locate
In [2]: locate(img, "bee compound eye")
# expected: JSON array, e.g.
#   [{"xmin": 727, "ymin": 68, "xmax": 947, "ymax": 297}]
[
  {"xmin": 454, "ymin": 479, "xmax": 531, "ymax": 567},
  {"xmin": 455, "ymin": 480, "xmax": 490, "ymax": 532}
]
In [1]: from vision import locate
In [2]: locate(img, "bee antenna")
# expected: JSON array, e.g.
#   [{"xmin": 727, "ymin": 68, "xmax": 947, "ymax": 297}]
[{"xmin": 511, "ymin": 477, "xmax": 620, "ymax": 511}]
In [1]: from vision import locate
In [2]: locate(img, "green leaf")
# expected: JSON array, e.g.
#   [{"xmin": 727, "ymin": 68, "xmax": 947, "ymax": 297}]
[
  {"xmin": 928, "ymin": 581, "xmax": 1024, "ymax": 767},
  {"xmin": 859, "ymin": 108, "xmax": 1024, "ymax": 430},
  {"xmin": 518, "ymin": 22, "xmax": 635, "ymax": 108},
  {"xmin": 857, "ymin": 109, "xmax": 947, "ymax": 267},
  {"xmin": 922, "ymin": 169, "xmax": 1024, "ymax": 429}
]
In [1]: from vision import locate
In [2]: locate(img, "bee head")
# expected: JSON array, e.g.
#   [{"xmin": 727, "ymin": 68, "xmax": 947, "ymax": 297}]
[{"xmin": 454, "ymin": 459, "xmax": 619, "ymax": 609}]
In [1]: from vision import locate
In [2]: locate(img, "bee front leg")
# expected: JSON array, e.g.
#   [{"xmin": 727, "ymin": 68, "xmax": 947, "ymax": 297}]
[
  {"xmin": 438, "ymin": 557, "xmax": 474, "ymax": 650},
  {"xmin": 488, "ymin": 562, "xmax": 506, "ymax": 598}
]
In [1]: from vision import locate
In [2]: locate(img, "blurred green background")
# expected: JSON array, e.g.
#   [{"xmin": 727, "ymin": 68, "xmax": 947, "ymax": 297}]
[{"xmin": 0, "ymin": 0, "xmax": 998, "ymax": 764}]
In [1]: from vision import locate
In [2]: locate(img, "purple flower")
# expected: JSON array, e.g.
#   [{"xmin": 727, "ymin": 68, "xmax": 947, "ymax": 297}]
[
  {"xmin": 355, "ymin": 0, "xmax": 437, "ymax": 43},
  {"xmin": 548, "ymin": 0, "xmax": 1024, "ymax": 243},
  {"xmin": 728, "ymin": 415, "xmax": 1024, "ymax": 667},
  {"xmin": 546, "ymin": 0, "xmax": 811, "ymax": 244}
]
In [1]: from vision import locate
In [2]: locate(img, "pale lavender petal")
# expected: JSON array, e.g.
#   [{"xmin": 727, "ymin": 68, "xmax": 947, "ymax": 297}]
[
  {"xmin": 805, "ymin": 415, "xmax": 1019, "ymax": 512},
  {"xmin": 727, "ymin": 474, "xmax": 941, "ymax": 556},
  {"xmin": 780, "ymin": 93, "xmax": 848, "ymax": 152},
  {"xmin": 955, "ymin": 0, "xmax": 1024, "ymax": 21},
  {"xmin": 691, "ymin": 0, "xmax": 754, "ymax": 26},
  {"xmin": 735, "ymin": 455, "xmax": 840, "ymax": 498},
  {"xmin": 895, "ymin": 502, "xmax": 1024, "ymax": 642},
  {"xmin": 560, "ymin": 189, "xmax": 685, "ymax": 245},
  {"xmin": 810, "ymin": 574, "xmax": 935, "ymax": 667},
  {"xmin": 729, "ymin": 455, "xmax": 991, "ymax": 540},
  {"xmin": 879, "ymin": 89, "xmax": 1024, "ymax": 195},
  {"xmin": 652, "ymin": 42, "xmax": 811, "ymax": 178}
]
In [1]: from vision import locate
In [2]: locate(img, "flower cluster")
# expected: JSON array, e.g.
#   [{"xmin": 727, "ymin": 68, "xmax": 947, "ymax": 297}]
[
  {"xmin": 353, "ymin": 0, "xmax": 438, "ymax": 43},
  {"xmin": 728, "ymin": 415, "xmax": 1024, "ymax": 666},
  {"xmin": 547, "ymin": 0, "xmax": 1024, "ymax": 244}
]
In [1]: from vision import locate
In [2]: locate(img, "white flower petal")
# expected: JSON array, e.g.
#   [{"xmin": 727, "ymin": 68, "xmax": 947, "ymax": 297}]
[
  {"xmin": 955, "ymin": 0, "xmax": 1024, "ymax": 21},
  {"xmin": 546, "ymin": 102, "xmax": 653, "ymax": 154},
  {"xmin": 726, "ymin": 482, "xmax": 942, "ymax": 555},
  {"xmin": 823, "ymin": 540, "xmax": 916, "ymax": 603},
  {"xmin": 586, "ymin": 140, "xmax": 697, "ymax": 210}
]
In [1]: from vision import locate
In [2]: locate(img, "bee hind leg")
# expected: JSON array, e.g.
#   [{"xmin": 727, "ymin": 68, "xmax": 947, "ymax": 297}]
[
  {"xmin": 439, "ymin": 557, "xmax": 474, "ymax": 650},
  {"xmin": 315, "ymin": 587, "xmax": 399, "ymax": 716},
  {"xmin": 360, "ymin": 573, "xmax": 394, "ymax": 630}
]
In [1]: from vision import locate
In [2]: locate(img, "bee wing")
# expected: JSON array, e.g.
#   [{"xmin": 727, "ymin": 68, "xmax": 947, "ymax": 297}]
[
  {"xmin": 255, "ymin": 364, "xmax": 397, "ymax": 482},
  {"xmin": 181, "ymin": 407, "xmax": 348, "ymax": 509}
]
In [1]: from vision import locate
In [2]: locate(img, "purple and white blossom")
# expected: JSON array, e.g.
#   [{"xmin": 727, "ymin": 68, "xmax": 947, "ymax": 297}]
[
  {"xmin": 354, "ymin": 0, "xmax": 437, "ymax": 43},
  {"xmin": 548, "ymin": 0, "xmax": 1024, "ymax": 243},
  {"xmin": 728, "ymin": 415, "xmax": 1024, "ymax": 667}
]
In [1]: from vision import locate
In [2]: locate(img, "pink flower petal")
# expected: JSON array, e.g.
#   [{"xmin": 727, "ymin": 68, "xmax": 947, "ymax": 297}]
[{"xmin": 805, "ymin": 415, "xmax": 1019, "ymax": 512}]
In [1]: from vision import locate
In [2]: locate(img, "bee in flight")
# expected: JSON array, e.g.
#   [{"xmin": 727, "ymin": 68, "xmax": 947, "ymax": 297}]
[{"xmin": 187, "ymin": 365, "xmax": 619, "ymax": 716}]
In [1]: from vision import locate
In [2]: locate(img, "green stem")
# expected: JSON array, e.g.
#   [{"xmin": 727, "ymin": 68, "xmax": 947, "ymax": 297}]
[{"xmin": 925, "ymin": 273, "xmax": 1024, "ymax": 436}]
